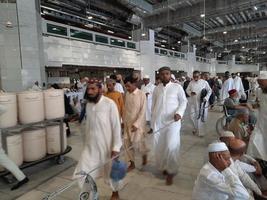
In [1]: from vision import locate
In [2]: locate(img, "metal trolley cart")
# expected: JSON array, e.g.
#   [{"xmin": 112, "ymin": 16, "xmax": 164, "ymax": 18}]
[{"xmin": 0, "ymin": 117, "xmax": 72, "ymax": 178}]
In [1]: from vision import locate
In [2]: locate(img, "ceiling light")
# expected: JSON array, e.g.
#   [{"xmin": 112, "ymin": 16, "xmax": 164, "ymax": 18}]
[
  {"xmin": 88, "ymin": 16, "xmax": 93, "ymax": 20},
  {"xmin": 141, "ymin": 33, "xmax": 146, "ymax": 36},
  {"xmin": 162, "ymin": 40, "xmax": 167, "ymax": 43},
  {"xmin": 177, "ymin": 41, "xmax": 181, "ymax": 44},
  {"xmin": 128, "ymin": 36, "xmax": 132, "ymax": 39},
  {"xmin": 161, "ymin": 45, "xmax": 165, "ymax": 47},
  {"xmin": 143, "ymin": 10, "xmax": 147, "ymax": 13},
  {"xmin": 254, "ymin": 6, "xmax": 258, "ymax": 10},
  {"xmin": 52, "ymin": 28, "xmax": 58, "ymax": 31},
  {"xmin": 223, "ymin": 31, "xmax": 227, "ymax": 34},
  {"xmin": 234, "ymin": 39, "xmax": 238, "ymax": 42},
  {"xmin": 107, "ymin": 30, "xmax": 114, "ymax": 34},
  {"xmin": 172, "ymin": 47, "xmax": 175, "ymax": 50},
  {"xmin": 200, "ymin": 14, "xmax": 205, "ymax": 18},
  {"xmin": 210, "ymin": 49, "xmax": 213, "ymax": 52},
  {"xmin": 263, "ymin": 51, "xmax": 266, "ymax": 54},
  {"xmin": 242, "ymin": 46, "xmax": 245, "ymax": 49}
]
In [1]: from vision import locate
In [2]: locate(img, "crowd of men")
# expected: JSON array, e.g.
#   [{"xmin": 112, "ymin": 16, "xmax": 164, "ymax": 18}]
[{"xmin": 71, "ymin": 68, "xmax": 265, "ymax": 200}]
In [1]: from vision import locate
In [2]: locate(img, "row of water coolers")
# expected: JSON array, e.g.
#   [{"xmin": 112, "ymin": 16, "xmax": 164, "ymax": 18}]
[
  {"xmin": 0, "ymin": 89, "xmax": 65, "ymax": 128},
  {"xmin": 0, "ymin": 125, "xmax": 67, "ymax": 171}
]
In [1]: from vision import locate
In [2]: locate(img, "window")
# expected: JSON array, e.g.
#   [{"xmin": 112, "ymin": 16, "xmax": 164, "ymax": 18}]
[
  {"xmin": 169, "ymin": 52, "xmax": 174, "ymax": 56},
  {"xmin": 110, "ymin": 38, "xmax": 125, "ymax": 47},
  {"xmin": 160, "ymin": 49, "xmax": 168, "ymax": 55},
  {"xmin": 127, "ymin": 42, "xmax": 136, "ymax": 49},
  {"xmin": 70, "ymin": 29, "xmax": 93, "ymax": 41},
  {"xmin": 174, "ymin": 52, "xmax": 181, "ymax": 58},
  {"xmin": 47, "ymin": 24, "xmax": 67, "ymax": 36},
  {"xmin": 155, "ymin": 48, "xmax": 159, "ymax": 54},
  {"xmin": 95, "ymin": 35, "xmax": 109, "ymax": 44}
]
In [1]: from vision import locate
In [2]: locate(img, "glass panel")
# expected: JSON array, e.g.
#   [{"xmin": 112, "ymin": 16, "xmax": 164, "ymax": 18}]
[
  {"xmin": 155, "ymin": 48, "xmax": 159, "ymax": 54},
  {"xmin": 47, "ymin": 24, "xmax": 67, "ymax": 36},
  {"xmin": 110, "ymin": 38, "xmax": 125, "ymax": 47},
  {"xmin": 70, "ymin": 29, "xmax": 93, "ymax": 41},
  {"xmin": 160, "ymin": 49, "xmax": 168, "ymax": 55},
  {"xmin": 127, "ymin": 42, "xmax": 136, "ymax": 49},
  {"xmin": 95, "ymin": 35, "xmax": 109, "ymax": 44}
]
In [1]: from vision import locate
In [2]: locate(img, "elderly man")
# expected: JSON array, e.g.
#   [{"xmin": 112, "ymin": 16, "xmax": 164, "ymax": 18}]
[
  {"xmin": 224, "ymin": 89, "xmax": 256, "ymax": 126},
  {"xmin": 141, "ymin": 75, "xmax": 155, "ymax": 126},
  {"xmin": 73, "ymin": 79, "xmax": 122, "ymax": 200},
  {"xmin": 123, "ymin": 76, "xmax": 148, "ymax": 171},
  {"xmin": 248, "ymin": 71, "xmax": 267, "ymax": 162},
  {"xmin": 104, "ymin": 79, "xmax": 124, "ymax": 119},
  {"xmin": 151, "ymin": 66, "xmax": 187, "ymax": 185},
  {"xmin": 192, "ymin": 142, "xmax": 250, "ymax": 200},
  {"xmin": 221, "ymin": 71, "xmax": 234, "ymax": 101},
  {"xmin": 186, "ymin": 70, "xmax": 212, "ymax": 136}
]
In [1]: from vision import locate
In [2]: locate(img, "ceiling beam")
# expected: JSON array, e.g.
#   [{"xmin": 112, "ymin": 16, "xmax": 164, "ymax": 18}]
[{"xmin": 144, "ymin": 0, "xmax": 267, "ymax": 28}]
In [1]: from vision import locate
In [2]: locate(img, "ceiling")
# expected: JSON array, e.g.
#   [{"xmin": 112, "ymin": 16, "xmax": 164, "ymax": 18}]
[{"xmin": 39, "ymin": 0, "xmax": 267, "ymax": 65}]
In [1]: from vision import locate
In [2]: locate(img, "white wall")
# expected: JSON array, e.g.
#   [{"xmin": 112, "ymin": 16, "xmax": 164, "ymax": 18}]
[
  {"xmin": 43, "ymin": 36, "xmax": 141, "ymax": 70},
  {"xmin": 215, "ymin": 63, "xmax": 259, "ymax": 74}
]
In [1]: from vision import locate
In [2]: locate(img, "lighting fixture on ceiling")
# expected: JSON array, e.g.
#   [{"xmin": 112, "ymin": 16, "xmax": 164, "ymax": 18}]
[
  {"xmin": 200, "ymin": 14, "xmax": 205, "ymax": 18},
  {"xmin": 223, "ymin": 31, "xmax": 227, "ymax": 34},
  {"xmin": 254, "ymin": 6, "xmax": 258, "ymax": 10},
  {"xmin": 210, "ymin": 49, "xmax": 213, "ymax": 52},
  {"xmin": 242, "ymin": 46, "xmax": 245, "ymax": 49},
  {"xmin": 52, "ymin": 27, "xmax": 58, "ymax": 31},
  {"xmin": 88, "ymin": 16, "xmax": 93, "ymax": 20},
  {"xmin": 128, "ymin": 36, "xmax": 132, "ymax": 39},
  {"xmin": 263, "ymin": 51, "xmax": 266, "ymax": 54},
  {"xmin": 172, "ymin": 47, "xmax": 175, "ymax": 50},
  {"xmin": 177, "ymin": 41, "xmax": 181, "ymax": 44},
  {"xmin": 161, "ymin": 45, "xmax": 165, "ymax": 47},
  {"xmin": 141, "ymin": 33, "xmax": 146, "ymax": 36},
  {"xmin": 234, "ymin": 39, "xmax": 238, "ymax": 42},
  {"xmin": 143, "ymin": 10, "xmax": 147, "ymax": 13},
  {"xmin": 107, "ymin": 30, "xmax": 114, "ymax": 34},
  {"xmin": 162, "ymin": 40, "xmax": 167, "ymax": 43}
]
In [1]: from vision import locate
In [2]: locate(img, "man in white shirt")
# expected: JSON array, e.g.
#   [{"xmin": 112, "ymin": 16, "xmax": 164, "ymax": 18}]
[
  {"xmin": 141, "ymin": 75, "xmax": 155, "ymax": 126},
  {"xmin": 110, "ymin": 74, "xmax": 124, "ymax": 94},
  {"xmin": 151, "ymin": 66, "xmax": 187, "ymax": 185},
  {"xmin": 232, "ymin": 73, "xmax": 246, "ymax": 100},
  {"xmin": 192, "ymin": 142, "xmax": 250, "ymax": 200},
  {"xmin": 186, "ymin": 71, "xmax": 212, "ymax": 136},
  {"xmin": 221, "ymin": 71, "xmax": 234, "ymax": 101},
  {"xmin": 73, "ymin": 78, "xmax": 122, "ymax": 200}
]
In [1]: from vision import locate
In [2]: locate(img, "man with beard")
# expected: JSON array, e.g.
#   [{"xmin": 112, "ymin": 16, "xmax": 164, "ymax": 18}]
[
  {"xmin": 73, "ymin": 78, "xmax": 122, "ymax": 200},
  {"xmin": 151, "ymin": 66, "xmax": 187, "ymax": 185},
  {"xmin": 248, "ymin": 71, "xmax": 267, "ymax": 162}
]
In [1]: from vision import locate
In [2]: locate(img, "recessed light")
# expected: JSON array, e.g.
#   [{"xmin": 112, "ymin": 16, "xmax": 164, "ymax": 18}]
[
  {"xmin": 223, "ymin": 31, "xmax": 227, "ymax": 34},
  {"xmin": 128, "ymin": 36, "xmax": 132, "ymax": 39},
  {"xmin": 200, "ymin": 14, "xmax": 205, "ymax": 18},
  {"xmin": 263, "ymin": 51, "xmax": 266, "ymax": 54},
  {"xmin": 162, "ymin": 40, "xmax": 167, "ymax": 43},
  {"xmin": 172, "ymin": 47, "xmax": 175, "ymax": 50},
  {"xmin": 141, "ymin": 33, "xmax": 146, "ymax": 36},
  {"xmin": 254, "ymin": 6, "xmax": 258, "ymax": 10},
  {"xmin": 161, "ymin": 45, "xmax": 165, "ymax": 47},
  {"xmin": 108, "ymin": 30, "xmax": 114, "ymax": 34},
  {"xmin": 177, "ymin": 41, "xmax": 181, "ymax": 44},
  {"xmin": 234, "ymin": 39, "xmax": 238, "ymax": 42},
  {"xmin": 88, "ymin": 16, "xmax": 93, "ymax": 20},
  {"xmin": 242, "ymin": 46, "xmax": 245, "ymax": 49}
]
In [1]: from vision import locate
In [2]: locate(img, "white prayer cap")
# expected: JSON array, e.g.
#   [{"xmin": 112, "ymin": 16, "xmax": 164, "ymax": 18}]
[
  {"xmin": 143, "ymin": 75, "xmax": 150, "ymax": 79},
  {"xmin": 171, "ymin": 74, "xmax": 176, "ymax": 80},
  {"xmin": 220, "ymin": 131, "xmax": 235, "ymax": 138},
  {"xmin": 258, "ymin": 71, "xmax": 267, "ymax": 80},
  {"xmin": 208, "ymin": 142, "xmax": 229, "ymax": 153},
  {"xmin": 181, "ymin": 76, "xmax": 185, "ymax": 79}
]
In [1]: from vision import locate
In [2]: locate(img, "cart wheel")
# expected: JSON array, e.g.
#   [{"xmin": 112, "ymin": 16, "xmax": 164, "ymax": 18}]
[{"xmin": 56, "ymin": 155, "xmax": 65, "ymax": 164}]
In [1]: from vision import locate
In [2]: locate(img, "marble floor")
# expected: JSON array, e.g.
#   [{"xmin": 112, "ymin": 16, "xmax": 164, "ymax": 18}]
[{"xmin": 14, "ymin": 106, "xmax": 223, "ymax": 200}]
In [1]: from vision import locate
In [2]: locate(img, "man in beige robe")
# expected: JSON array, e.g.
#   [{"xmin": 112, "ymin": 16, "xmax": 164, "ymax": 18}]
[{"xmin": 123, "ymin": 76, "xmax": 148, "ymax": 171}]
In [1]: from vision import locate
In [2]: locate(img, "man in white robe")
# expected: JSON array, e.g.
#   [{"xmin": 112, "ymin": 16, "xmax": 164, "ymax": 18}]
[
  {"xmin": 248, "ymin": 71, "xmax": 267, "ymax": 162},
  {"xmin": 151, "ymin": 66, "xmax": 187, "ymax": 185},
  {"xmin": 232, "ymin": 73, "xmax": 246, "ymax": 100},
  {"xmin": 192, "ymin": 142, "xmax": 250, "ymax": 200},
  {"xmin": 141, "ymin": 75, "xmax": 155, "ymax": 124},
  {"xmin": 73, "ymin": 79, "xmax": 122, "ymax": 200},
  {"xmin": 186, "ymin": 71, "xmax": 212, "ymax": 136},
  {"xmin": 221, "ymin": 71, "xmax": 234, "ymax": 101}
]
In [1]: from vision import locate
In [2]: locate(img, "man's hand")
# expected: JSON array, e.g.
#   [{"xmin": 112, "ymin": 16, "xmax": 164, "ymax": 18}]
[
  {"xmin": 212, "ymin": 153, "xmax": 230, "ymax": 172},
  {"xmin": 145, "ymin": 93, "xmax": 149, "ymax": 97},
  {"xmin": 253, "ymin": 161, "xmax": 262, "ymax": 176},
  {"xmin": 111, "ymin": 151, "xmax": 120, "ymax": 160},
  {"xmin": 131, "ymin": 125, "xmax": 138, "ymax": 132},
  {"xmin": 174, "ymin": 114, "xmax": 182, "ymax": 121},
  {"xmin": 191, "ymin": 92, "xmax": 196, "ymax": 96}
]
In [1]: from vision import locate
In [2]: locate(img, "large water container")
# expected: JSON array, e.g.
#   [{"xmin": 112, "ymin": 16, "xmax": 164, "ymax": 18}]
[
  {"xmin": 18, "ymin": 91, "xmax": 44, "ymax": 124},
  {"xmin": 0, "ymin": 134, "xmax": 23, "ymax": 171},
  {"xmin": 0, "ymin": 93, "xmax": 17, "ymax": 128},
  {"xmin": 22, "ymin": 128, "xmax": 46, "ymax": 162},
  {"xmin": 43, "ymin": 89, "xmax": 65, "ymax": 120},
  {"xmin": 46, "ymin": 124, "xmax": 67, "ymax": 154}
]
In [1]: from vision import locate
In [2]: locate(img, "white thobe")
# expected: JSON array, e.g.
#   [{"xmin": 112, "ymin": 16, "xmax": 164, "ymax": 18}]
[
  {"xmin": 141, "ymin": 82, "xmax": 155, "ymax": 122},
  {"xmin": 151, "ymin": 82, "xmax": 187, "ymax": 174},
  {"xmin": 73, "ymin": 96, "xmax": 122, "ymax": 189},
  {"xmin": 233, "ymin": 77, "xmax": 246, "ymax": 99},
  {"xmin": 248, "ymin": 90, "xmax": 267, "ymax": 161},
  {"xmin": 114, "ymin": 83, "xmax": 124, "ymax": 94},
  {"xmin": 192, "ymin": 162, "xmax": 250, "ymax": 200},
  {"xmin": 186, "ymin": 79, "xmax": 212, "ymax": 136},
  {"xmin": 221, "ymin": 78, "xmax": 234, "ymax": 101}
]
